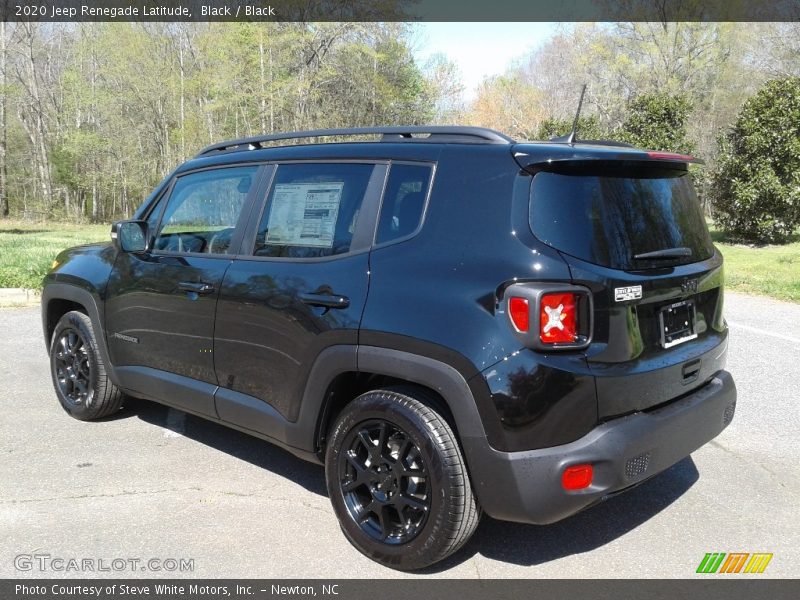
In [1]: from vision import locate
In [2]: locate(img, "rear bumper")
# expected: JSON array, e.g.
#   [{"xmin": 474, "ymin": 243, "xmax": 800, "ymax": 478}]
[{"xmin": 463, "ymin": 370, "xmax": 736, "ymax": 524}]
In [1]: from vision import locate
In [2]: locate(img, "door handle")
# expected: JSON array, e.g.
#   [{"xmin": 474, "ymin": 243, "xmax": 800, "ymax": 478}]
[
  {"xmin": 298, "ymin": 292, "xmax": 350, "ymax": 309},
  {"xmin": 178, "ymin": 281, "xmax": 215, "ymax": 295}
]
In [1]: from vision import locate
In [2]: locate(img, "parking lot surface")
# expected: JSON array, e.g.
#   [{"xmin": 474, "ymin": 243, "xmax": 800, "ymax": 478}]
[{"xmin": 1, "ymin": 292, "xmax": 798, "ymax": 578}]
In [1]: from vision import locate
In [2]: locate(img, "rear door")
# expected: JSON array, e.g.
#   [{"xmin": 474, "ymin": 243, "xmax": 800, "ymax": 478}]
[
  {"xmin": 212, "ymin": 161, "xmax": 386, "ymax": 431},
  {"xmin": 528, "ymin": 161, "xmax": 728, "ymax": 418},
  {"xmin": 105, "ymin": 164, "xmax": 262, "ymax": 415}
]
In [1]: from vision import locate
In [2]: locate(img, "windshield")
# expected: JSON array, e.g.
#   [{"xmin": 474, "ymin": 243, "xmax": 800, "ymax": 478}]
[{"xmin": 529, "ymin": 166, "xmax": 714, "ymax": 270}]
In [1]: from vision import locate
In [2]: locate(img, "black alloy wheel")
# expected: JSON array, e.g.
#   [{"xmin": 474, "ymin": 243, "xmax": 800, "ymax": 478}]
[
  {"xmin": 53, "ymin": 328, "xmax": 93, "ymax": 407},
  {"xmin": 49, "ymin": 311, "xmax": 125, "ymax": 420},
  {"xmin": 325, "ymin": 388, "xmax": 480, "ymax": 570},
  {"xmin": 338, "ymin": 419, "xmax": 431, "ymax": 545}
]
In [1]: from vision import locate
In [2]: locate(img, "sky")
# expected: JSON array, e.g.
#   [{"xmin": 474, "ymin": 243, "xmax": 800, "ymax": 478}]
[{"xmin": 412, "ymin": 22, "xmax": 559, "ymax": 101}]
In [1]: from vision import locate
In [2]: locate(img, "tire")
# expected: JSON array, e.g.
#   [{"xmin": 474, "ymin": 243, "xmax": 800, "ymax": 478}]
[
  {"xmin": 325, "ymin": 388, "xmax": 480, "ymax": 570},
  {"xmin": 49, "ymin": 310, "xmax": 125, "ymax": 421}
]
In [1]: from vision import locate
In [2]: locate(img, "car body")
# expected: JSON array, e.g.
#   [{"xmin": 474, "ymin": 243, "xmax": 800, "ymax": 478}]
[{"xmin": 42, "ymin": 126, "xmax": 736, "ymax": 569}]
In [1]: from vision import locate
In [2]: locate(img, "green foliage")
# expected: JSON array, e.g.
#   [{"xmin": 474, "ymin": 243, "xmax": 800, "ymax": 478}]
[
  {"xmin": 0, "ymin": 221, "xmax": 109, "ymax": 289},
  {"xmin": 535, "ymin": 116, "xmax": 610, "ymax": 141},
  {"xmin": 710, "ymin": 77, "xmax": 800, "ymax": 244},
  {"xmin": 1, "ymin": 22, "xmax": 437, "ymax": 222},
  {"xmin": 621, "ymin": 93, "xmax": 695, "ymax": 153}
]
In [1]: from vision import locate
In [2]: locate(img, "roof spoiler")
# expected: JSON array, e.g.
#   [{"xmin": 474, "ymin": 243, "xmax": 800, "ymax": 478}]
[{"xmin": 513, "ymin": 149, "xmax": 705, "ymax": 174}]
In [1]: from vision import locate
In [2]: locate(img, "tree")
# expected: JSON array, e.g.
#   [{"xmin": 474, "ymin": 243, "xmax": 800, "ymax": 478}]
[
  {"xmin": 515, "ymin": 29, "xmax": 586, "ymax": 122},
  {"xmin": 620, "ymin": 93, "xmax": 694, "ymax": 152},
  {"xmin": 513, "ymin": 23, "xmax": 763, "ymax": 158},
  {"xmin": 0, "ymin": 21, "xmax": 8, "ymax": 217},
  {"xmin": 751, "ymin": 23, "xmax": 800, "ymax": 78},
  {"xmin": 467, "ymin": 75, "xmax": 543, "ymax": 139},
  {"xmin": 535, "ymin": 115, "xmax": 609, "ymax": 141},
  {"xmin": 422, "ymin": 53, "xmax": 465, "ymax": 124},
  {"xmin": 11, "ymin": 23, "xmax": 59, "ymax": 213},
  {"xmin": 0, "ymin": 21, "xmax": 440, "ymax": 221},
  {"xmin": 710, "ymin": 77, "xmax": 800, "ymax": 244}
]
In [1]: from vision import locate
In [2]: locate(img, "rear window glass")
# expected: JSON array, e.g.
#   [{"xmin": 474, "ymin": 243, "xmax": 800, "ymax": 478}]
[
  {"xmin": 529, "ymin": 167, "xmax": 714, "ymax": 270},
  {"xmin": 375, "ymin": 163, "xmax": 433, "ymax": 244}
]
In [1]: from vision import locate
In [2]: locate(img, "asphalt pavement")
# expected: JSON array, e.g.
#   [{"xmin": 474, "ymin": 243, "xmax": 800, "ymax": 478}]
[{"xmin": 1, "ymin": 292, "xmax": 798, "ymax": 578}]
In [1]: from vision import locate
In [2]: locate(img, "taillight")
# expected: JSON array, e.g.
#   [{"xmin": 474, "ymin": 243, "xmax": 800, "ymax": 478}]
[
  {"xmin": 503, "ymin": 283, "xmax": 592, "ymax": 351},
  {"xmin": 539, "ymin": 292, "xmax": 577, "ymax": 344},
  {"xmin": 646, "ymin": 151, "xmax": 697, "ymax": 162},
  {"xmin": 508, "ymin": 297, "xmax": 530, "ymax": 332}
]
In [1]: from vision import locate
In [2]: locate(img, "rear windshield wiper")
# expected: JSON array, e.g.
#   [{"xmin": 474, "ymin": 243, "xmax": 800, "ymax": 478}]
[{"xmin": 633, "ymin": 247, "xmax": 692, "ymax": 260}]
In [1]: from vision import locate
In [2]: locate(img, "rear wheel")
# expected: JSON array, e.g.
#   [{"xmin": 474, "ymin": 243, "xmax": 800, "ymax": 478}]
[
  {"xmin": 325, "ymin": 388, "xmax": 479, "ymax": 570},
  {"xmin": 49, "ymin": 311, "xmax": 125, "ymax": 420}
]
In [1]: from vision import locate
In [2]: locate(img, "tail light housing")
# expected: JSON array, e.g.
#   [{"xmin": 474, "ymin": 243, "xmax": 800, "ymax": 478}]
[{"xmin": 502, "ymin": 283, "xmax": 592, "ymax": 351}]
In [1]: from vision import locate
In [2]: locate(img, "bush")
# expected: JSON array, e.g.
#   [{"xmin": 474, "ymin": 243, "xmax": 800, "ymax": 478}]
[
  {"xmin": 710, "ymin": 77, "xmax": 800, "ymax": 244},
  {"xmin": 536, "ymin": 116, "xmax": 609, "ymax": 141},
  {"xmin": 621, "ymin": 93, "xmax": 695, "ymax": 153},
  {"xmin": 537, "ymin": 93, "xmax": 694, "ymax": 152}
]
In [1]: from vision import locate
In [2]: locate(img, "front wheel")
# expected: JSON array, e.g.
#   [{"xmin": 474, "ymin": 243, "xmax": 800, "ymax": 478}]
[
  {"xmin": 325, "ymin": 388, "xmax": 480, "ymax": 570},
  {"xmin": 49, "ymin": 311, "xmax": 125, "ymax": 421}
]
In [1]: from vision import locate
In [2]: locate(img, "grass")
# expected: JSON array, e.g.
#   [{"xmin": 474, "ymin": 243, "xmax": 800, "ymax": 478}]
[
  {"xmin": 0, "ymin": 218, "xmax": 798, "ymax": 303},
  {"xmin": 0, "ymin": 220, "xmax": 110, "ymax": 290},
  {"xmin": 710, "ymin": 225, "xmax": 800, "ymax": 303}
]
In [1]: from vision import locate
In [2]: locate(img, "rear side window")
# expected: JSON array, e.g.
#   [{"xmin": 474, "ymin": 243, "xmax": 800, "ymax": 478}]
[
  {"xmin": 529, "ymin": 166, "xmax": 714, "ymax": 270},
  {"xmin": 376, "ymin": 163, "xmax": 432, "ymax": 244},
  {"xmin": 254, "ymin": 163, "xmax": 373, "ymax": 258}
]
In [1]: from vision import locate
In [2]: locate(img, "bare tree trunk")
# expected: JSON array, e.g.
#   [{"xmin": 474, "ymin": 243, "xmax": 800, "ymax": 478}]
[
  {"xmin": 259, "ymin": 28, "xmax": 266, "ymax": 133},
  {"xmin": 16, "ymin": 24, "xmax": 53, "ymax": 209},
  {"xmin": 111, "ymin": 180, "xmax": 117, "ymax": 218},
  {"xmin": 179, "ymin": 30, "xmax": 186, "ymax": 159},
  {"xmin": 122, "ymin": 176, "xmax": 128, "ymax": 218},
  {"xmin": 269, "ymin": 45, "xmax": 274, "ymax": 133},
  {"xmin": 372, "ymin": 52, "xmax": 377, "ymax": 126},
  {"xmin": 91, "ymin": 178, "xmax": 98, "ymax": 221},
  {"xmin": 0, "ymin": 21, "xmax": 8, "ymax": 217}
]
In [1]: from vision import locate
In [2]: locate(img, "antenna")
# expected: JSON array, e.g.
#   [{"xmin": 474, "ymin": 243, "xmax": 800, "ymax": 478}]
[{"xmin": 566, "ymin": 84, "xmax": 587, "ymax": 145}]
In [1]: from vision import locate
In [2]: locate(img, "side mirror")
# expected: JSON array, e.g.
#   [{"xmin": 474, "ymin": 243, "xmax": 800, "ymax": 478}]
[{"xmin": 112, "ymin": 220, "xmax": 149, "ymax": 253}]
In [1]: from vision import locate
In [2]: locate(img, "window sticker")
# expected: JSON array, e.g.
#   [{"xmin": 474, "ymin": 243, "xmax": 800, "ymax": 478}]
[{"xmin": 265, "ymin": 182, "xmax": 344, "ymax": 248}]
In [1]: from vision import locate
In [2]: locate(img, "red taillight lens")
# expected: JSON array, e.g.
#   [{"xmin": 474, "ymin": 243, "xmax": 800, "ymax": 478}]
[
  {"xmin": 562, "ymin": 464, "xmax": 593, "ymax": 490},
  {"xmin": 646, "ymin": 151, "xmax": 695, "ymax": 162},
  {"xmin": 539, "ymin": 292, "xmax": 577, "ymax": 344},
  {"xmin": 509, "ymin": 297, "xmax": 529, "ymax": 332}
]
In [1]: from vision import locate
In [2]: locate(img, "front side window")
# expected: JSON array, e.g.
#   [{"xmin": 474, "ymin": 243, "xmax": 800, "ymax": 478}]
[
  {"xmin": 254, "ymin": 163, "xmax": 374, "ymax": 258},
  {"xmin": 153, "ymin": 166, "xmax": 258, "ymax": 254}
]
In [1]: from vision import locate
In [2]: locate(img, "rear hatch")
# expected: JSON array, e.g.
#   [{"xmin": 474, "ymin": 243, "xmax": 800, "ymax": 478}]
[{"xmin": 518, "ymin": 149, "xmax": 728, "ymax": 419}]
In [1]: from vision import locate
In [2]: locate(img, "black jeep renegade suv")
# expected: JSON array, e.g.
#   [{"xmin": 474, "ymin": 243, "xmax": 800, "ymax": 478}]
[{"xmin": 42, "ymin": 126, "xmax": 736, "ymax": 570}]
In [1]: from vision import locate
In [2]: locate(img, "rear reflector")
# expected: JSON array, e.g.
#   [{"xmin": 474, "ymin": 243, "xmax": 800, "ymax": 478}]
[
  {"xmin": 509, "ymin": 297, "xmax": 530, "ymax": 332},
  {"xmin": 539, "ymin": 292, "xmax": 577, "ymax": 344},
  {"xmin": 562, "ymin": 464, "xmax": 593, "ymax": 490}
]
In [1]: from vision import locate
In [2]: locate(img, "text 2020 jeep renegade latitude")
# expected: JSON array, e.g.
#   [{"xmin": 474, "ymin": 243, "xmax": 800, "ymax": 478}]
[{"xmin": 42, "ymin": 126, "xmax": 736, "ymax": 570}]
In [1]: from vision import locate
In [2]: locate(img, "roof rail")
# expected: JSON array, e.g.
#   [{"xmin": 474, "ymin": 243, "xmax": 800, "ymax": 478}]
[{"xmin": 195, "ymin": 126, "xmax": 515, "ymax": 157}]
